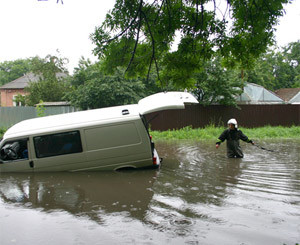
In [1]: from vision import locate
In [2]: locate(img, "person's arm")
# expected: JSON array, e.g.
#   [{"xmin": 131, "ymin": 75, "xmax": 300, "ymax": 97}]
[
  {"xmin": 216, "ymin": 130, "xmax": 227, "ymax": 148},
  {"xmin": 216, "ymin": 141, "xmax": 221, "ymax": 148},
  {"xmin": 239, "ymin": 130, "xmax": 254, "ymax": 144}
]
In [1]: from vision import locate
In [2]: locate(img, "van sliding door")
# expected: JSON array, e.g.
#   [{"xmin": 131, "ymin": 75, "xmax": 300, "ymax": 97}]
[{"xmin": 32, "ymin": 131, "xmax": 86, "ymax": 172}]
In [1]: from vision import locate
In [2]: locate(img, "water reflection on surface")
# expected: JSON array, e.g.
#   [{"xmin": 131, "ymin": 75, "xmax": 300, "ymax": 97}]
[{"xmin": 0, "ymin": 140, "xmax": 299, "ymax": 245}]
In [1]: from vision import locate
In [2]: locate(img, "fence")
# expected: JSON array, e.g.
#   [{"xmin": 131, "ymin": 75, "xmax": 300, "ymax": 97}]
[
  {"xmin": 1, "ymin": 104, "xmax": 300, "ymax": 130},
  {"xmin": 0, "ymin": 106, "xmax": 78, "ymax": 128},
  {"xmin": 144, "ymin": 104, "xmax": 300, "ymax": 131}
]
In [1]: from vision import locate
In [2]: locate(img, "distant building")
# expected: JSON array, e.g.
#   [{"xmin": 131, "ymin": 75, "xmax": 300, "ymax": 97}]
[
  {"xmin": 35, "ymin": 101, "xmax": 77, "ymax": 114},
  {"xmin": 236, "ymin": 83, "xmax": 284, "ymax": 104},
  {"xmin": 275, "ymin": 88, "xmax": 300, "ymax": 104},
  {"xmin": 0, "ymin": 72, "xmax": 67, "ymax": 107}
]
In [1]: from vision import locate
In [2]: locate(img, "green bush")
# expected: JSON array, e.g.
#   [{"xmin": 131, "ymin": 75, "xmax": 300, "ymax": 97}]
[{"xmin": 0, "ymin": 127, "xmax": 6, "ymax": 139}]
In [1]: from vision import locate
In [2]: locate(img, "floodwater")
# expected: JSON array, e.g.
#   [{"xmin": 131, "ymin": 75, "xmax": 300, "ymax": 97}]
[{"xmin": 0, "ymin": 140, "xmax": 299, "ymax": 245}]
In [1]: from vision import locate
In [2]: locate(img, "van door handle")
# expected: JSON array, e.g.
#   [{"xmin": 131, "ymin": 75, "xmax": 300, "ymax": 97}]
[{"xmin": 29, "ymin": 161, "xmax": 34, "ymax": 168}]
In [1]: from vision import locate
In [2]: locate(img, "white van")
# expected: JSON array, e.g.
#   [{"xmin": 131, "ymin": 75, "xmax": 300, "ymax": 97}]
[{"xmin": 0, "ymin": 92, "xmax": 198, "ymax": 172}]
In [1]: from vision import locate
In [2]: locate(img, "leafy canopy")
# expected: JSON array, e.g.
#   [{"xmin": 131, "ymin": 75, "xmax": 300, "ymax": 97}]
[
  {"xmin": 65, "ymin": 62, "xmax": 151, "ymax": 110},
  {"xmin": 25, "ymin": 54, "xmax": 70, "ymax": 106},
  {"xmin": 0, "ymin": 59, "xmax": 31, "ymax": 85},
  {"xmin": 91, "ymin": 0, "xmax": 291, "ymax": 88},
  {"xmin": 193, "ymin": 56, "xmax": 243, "ymax": 106},
  {"xmin": 244, "ymin": 40, "xmax": 300, "ymax": 90}
]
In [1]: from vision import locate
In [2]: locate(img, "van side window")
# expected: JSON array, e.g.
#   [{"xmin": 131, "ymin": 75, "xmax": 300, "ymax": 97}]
[
  {"xmin": 34, "ymin": 131, "xmax": 82, "ymax": 158},
  {"xmin": 0, "ymin": 139, "xmax": 28, "ymax": 161}
]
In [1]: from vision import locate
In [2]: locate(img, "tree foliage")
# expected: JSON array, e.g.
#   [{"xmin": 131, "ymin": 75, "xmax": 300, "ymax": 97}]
[
  {"xmin": 193, "ymin": 56, "xmax": 243, "ymax": 105},
  {"xmin": 25, "ymin": 78, "xmax": 69, "ymax": 106},
  {"xmin": 244, "ymin": 40, "xmax": 300, "ymax": 90},
  {"xmin": 25, "ymin": 55, "xmax": 70, "ymax": 106},
  {"xmin": 91, "ymin": 0, "xmax": 291, "ymax": 88},
  {"xmin": 2, "ymin": 38, "xmax": 299, "ymax": 109},
  {"xmin": 281, "ymin": 41, "xmax": 300, "ymax": 88},
  {"xmin": 30, "ymin": 53, "xmax": 68, "ymax": 78},
  {"xmin": 66, "ymin": 62, "xmax": 158, "ymax": 110},
  {"xmin": 0, "ymin": 59, "xmax": 31, "ymax": 85}
]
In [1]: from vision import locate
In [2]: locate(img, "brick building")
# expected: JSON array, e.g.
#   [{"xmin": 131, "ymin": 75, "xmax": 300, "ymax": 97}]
[
  {"xmin": 0, "ymin": 73, "xmax": 37, "ymax": 106},
  {"xmin": 0, "ymin": 73, "xmax": 67, "ymax": 107}
]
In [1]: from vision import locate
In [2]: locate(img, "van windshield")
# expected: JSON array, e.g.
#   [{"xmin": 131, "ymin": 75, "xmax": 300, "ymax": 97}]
[{"xmin": 0, "ymin": 139, "xmax": 28, "ymax": 161}]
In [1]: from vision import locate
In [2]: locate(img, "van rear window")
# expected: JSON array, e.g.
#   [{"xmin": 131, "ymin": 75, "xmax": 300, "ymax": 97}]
[{"xmin": 34, "ymin": 131, "xmax": 82, "ymax": 158}]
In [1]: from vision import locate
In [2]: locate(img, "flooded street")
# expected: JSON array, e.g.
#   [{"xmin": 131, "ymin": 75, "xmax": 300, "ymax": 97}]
[{"xmin": 0, "ymin": 140, "xmax": 299, "ymax": 245}]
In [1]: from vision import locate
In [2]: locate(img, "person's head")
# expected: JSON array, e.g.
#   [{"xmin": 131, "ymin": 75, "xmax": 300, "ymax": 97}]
[{"xmin": 227, "ymin": 118, "xmax": 237, "ymax": 130}]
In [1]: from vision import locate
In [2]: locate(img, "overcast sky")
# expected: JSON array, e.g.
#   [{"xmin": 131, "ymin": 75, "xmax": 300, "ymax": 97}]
[{"xmin": 0, "ymin": 0, "xmax": 299, "ymax": 74}]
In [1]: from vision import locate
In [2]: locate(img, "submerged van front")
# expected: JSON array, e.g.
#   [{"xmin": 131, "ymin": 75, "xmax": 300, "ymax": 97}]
[{"xmin": 0, "ymin": 92, "xmax": 197, "ymax": 172}]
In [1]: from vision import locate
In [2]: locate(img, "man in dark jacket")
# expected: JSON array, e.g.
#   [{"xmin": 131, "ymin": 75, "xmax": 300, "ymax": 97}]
[{"xmin": 216, "ymin": 119, "xmax": 254, "ymax": 158}]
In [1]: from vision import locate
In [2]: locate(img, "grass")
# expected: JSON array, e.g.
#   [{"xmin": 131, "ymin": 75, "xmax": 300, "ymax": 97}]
[
  {"xmin": 1, "ymin": 125, "xmax": 300, "ymax": 141},
  {"xmin": 150, "ymin": 125, "xmax": 300, "ymax": 141}
]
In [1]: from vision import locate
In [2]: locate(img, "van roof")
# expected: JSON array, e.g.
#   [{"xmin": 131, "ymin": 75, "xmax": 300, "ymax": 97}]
[
  {"xmin": 4, "ymin": 104, "xmax": 140, "ymax": 139},
  {"xmin": 4, "ymin": 92, "xmax": 198, "ymax": 140}
]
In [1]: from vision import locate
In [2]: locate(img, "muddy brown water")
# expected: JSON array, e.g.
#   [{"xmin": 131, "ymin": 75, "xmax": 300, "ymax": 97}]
[{"xmin": 0, "ymin": 140, "xmax": 299, "ymax": 245}]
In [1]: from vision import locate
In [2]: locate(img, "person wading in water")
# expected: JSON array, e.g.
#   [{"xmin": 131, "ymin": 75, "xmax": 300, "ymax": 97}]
[{"xmin": 216, "ymin": 119, "xmax": 254, "ymax": 158}]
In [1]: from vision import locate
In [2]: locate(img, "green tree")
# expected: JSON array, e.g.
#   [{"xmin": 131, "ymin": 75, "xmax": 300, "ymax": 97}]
[
  {"xmin": 25, "ymin": 77, "xmax": 69, "ymax": 106},
  {"xmin": 67, "ymin": 59, "xmax": 162, "ymax": 109},
  {"xmin": 271, "ymin": 50, "xmax": 295, "ymax": 89},
  {"xmin": 284, "ymin": 41, "xmax": 300, "ymax": 66},
  {"xmin": 13, "ymin": 94, "xmax": 27, "ymax": 106},
  {"xmin": 25, "ymin": 54, "xmax": 70, "ymax": 106},
  {"xmin": 66, "ymin": 66, "xmax": 147, "ymax": 110},
  {"xmin": 36, "ymin": 100, "xmax": 46, "ymax": 117},
  {"xmin": 193, "ymin": 56, "xmax": 243, "ymax": 106},
  {"xmin": 0, "ymin": 59, "xmax": 31, "ymax": 85},
  {"xmin": 30, "ymin": 53, "xmax": 69, "ymax": 78},
  {"xmin": 91, "ymin": 0, "xmax": 291, "ymax": 88},
  {"xmin": 69, "ymin": 57, "xmax": 105, "ymax": 89},
  {"xmin": 70, "ymin": 57, "xmax": 94, "ymax": 87},
  {"xmin": 244, "ymin": 41, "xmax": 300, "ymax": 90},
  {"xmin": 281, "ymin": 41, "xmax": 300, "ymax": 88},
  {"xmin": 243, "ymin": 50, "xmax": 277, "ymax": 90}
]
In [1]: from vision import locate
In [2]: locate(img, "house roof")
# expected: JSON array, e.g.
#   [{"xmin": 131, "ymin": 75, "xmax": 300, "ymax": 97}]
[
  {"xmin": 0, "ymin": 72, "xmax": 68, "ymax": 90},
  {"xmin": 0, "ymin": 73, "xmax": 39, "ymax": 89},
  {"xmin": 275, "ymin": 88, "xmax": 300, "ymax": 102}
]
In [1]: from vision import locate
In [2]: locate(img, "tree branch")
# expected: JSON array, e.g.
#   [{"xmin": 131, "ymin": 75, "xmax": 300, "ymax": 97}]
[
  {"xmin": 100, "ymin": 0, "xmax": 143, "ymax": 45},
  {"xmin": 125, "ymin": 0, "xmax": 144, "ymax": 73},
  {"xmin": 141, "ymin": 10, "xmax": 161, "ymax": 83}
]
